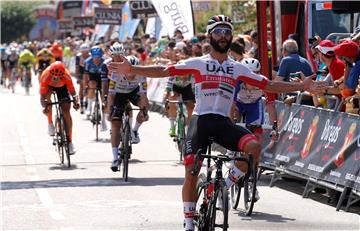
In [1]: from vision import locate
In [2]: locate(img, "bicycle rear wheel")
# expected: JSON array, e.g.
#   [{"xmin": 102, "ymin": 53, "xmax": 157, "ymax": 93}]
[
  {"xmin": 230, "ymin": 177, "xmax": 243, "ymax": 210},
  {"xmin": 94, "ymin": 101, "xmax": 100, "ymax": 141},
  {"xmin": 208, "ymin": 182, "xmax": 229, "ymax": 230},
  {"xmin": 243, "ymin": 155, "xmax": 257, "ymax": 216},
  {"xmin": 122, "ymin": 123, "xmax": 131, "ymax": 181}
]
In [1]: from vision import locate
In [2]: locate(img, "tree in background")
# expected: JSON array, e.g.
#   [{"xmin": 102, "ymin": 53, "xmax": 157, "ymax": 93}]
[
  {"xmin": 1, "ymin": 1, "xmax": 44, "ymax": 43},
  {"xmin": 193, "ymin": 0, "xmax": 257, "ymax": 35}
]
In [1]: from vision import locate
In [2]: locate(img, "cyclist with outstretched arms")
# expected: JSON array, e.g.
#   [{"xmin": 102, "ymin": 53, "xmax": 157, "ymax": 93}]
[
  {"xmin": 40, "ymin": 61, "xmax": 80, "ymax": 154},
  {"xmin": 108, "ymin": 15, "xmax": 326, "ymax": 231},
  {"xmin": 103, "ymin": 42, "xmax": 149, "ymax": 171}
]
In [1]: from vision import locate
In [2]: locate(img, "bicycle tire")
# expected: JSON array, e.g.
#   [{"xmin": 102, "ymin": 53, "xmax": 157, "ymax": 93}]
[
  {"xmin": 24, "ymin": 72, "xmax": 30, "ymax": 95},
  {"xmin": 61, "ymin": 117, "xmax": 71, "ymax": 168},
  {"xmin": 122, "ymin": 122, "xmax": 131, "ymax": 181},
  {"xmin": 243, "ymin": 155, "xmax": 257, "ymax": 216},
  {"xmin": 94, "ymin": 101, "xmax": 100, "ymax": 141},
  {"xmin": 230, "ymin": 178, "xmax": 242, "ymax": 210},
  {"xmin": 54, "ymin": 118, "xmax": 64, "ymax": 164},
  {"xmin": 177, "ymin": 115, "xmax": 186, "ymax": 162},
  {"xmin": 194, "ymin": 173, "xmax": 208, "ymax": 231},
  {"xmin": 208, "ymin": 182, "xmax": 229, "ymax": 230}
]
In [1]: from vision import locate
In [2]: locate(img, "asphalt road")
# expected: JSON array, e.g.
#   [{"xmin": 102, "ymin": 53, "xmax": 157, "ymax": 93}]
[{"xmin": 1, "ymin": 79, "xmax": 359, "ymax": 230}]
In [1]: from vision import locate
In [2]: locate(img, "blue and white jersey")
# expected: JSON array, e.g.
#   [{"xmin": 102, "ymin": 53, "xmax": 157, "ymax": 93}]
[{"xmin": 84, "ymin": 56, "xmax": 105, "ymax": 79}]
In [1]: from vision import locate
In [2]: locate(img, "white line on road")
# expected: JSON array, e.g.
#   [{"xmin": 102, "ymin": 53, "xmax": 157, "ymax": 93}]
[{"xmin": 14, "ymin": 110, "xmax": 65, "ymax": 221}]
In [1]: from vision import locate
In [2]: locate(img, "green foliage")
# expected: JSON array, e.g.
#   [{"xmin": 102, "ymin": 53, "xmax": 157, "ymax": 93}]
[
  {"xmin": 1, "ymin": 1, "xmax": 44, "ymax": 43},
  {"xmin": 193, "ymin": 0, "xmax": 257, "ymax": 35}
]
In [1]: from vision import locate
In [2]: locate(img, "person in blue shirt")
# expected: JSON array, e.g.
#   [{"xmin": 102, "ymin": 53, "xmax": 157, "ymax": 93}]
[
  {"xmin": 275, "ymin": 39, "xmax": 314, "ymax": 105},
  {"xmin": 84, "ymin": 46, "xmax": 107, "ymax": 131}
]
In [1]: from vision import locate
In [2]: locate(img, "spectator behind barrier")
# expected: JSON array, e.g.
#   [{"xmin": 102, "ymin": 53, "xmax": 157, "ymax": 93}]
[{"xmin": 274, "ymin": 39, "xmax": 314, "ymax": 105}]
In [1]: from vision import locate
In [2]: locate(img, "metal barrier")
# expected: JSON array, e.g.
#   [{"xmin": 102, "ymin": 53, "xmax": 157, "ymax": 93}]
[
  {"xmin": 295, "ymin": 92, "xmax": 341, "ymax": 111},
  {"xmin": 326, "ymin": 33, "xmax": 352, "ymax": 43}
]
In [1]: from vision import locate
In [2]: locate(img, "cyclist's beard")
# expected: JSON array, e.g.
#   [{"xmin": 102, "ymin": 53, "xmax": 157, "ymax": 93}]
[{"xmin": 210, "ymin": 36, "xmax": 232, "ymax": 54}]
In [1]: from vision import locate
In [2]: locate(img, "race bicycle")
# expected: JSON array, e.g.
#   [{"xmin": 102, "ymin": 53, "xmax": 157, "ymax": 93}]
[
  {"xmin": 113, "ymin": 104, "xmax": 147, "ymax": 181},
  {"xmin": 166, "ymin": 99, "xmax": 191, "ymax": 162},
  {"xmin": 48, "ymin": 92, "xmax": 75, "ymax": 168},
  {"xmin": 191, "ymin": 139, "xmax": 254, "ymax": 230}
]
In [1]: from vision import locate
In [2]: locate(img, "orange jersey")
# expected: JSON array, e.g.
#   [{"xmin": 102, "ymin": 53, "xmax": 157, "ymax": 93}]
[{"xmin": 40, "ymin": 67, "xmax": 75, "ymax": 94}]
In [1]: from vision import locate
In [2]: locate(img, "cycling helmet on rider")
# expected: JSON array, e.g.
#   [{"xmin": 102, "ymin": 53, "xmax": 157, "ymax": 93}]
[
  {"xmin": 49, "ymin": 61, "xmax": 66, "ymax": 77},
  {"xmin": 109, "ymin": 42, "xmax": 124, "ymax": 56},
  {"xmin": 79, "ymin": 43, "xmax": 90, "ymax": 51},
  {"xmin": 90, "ymin": 46, "xmax": 103, "ymax": 58},
  {"xmin": 241, "ymin": 58, "xmax": 261, "ymax": 73},
  {"xmin": 206, "ymin": 15, "xmax": 233, "ymax": 34}
]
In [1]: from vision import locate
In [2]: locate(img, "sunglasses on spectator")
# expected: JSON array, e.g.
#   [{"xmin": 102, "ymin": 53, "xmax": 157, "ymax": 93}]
[{"xmin": 211, "ymin": 28, "xmax": 233, "ymax": 36}]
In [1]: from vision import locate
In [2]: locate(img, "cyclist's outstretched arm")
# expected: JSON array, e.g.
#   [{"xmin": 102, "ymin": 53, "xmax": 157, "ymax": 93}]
[{"xmin": 108, "ymin": 54, "xmax": 170, "ymax": 78}]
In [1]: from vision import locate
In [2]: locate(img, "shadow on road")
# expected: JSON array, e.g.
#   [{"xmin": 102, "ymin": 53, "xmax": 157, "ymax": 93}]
[
  {"xmin": 0, "ymin": 177, "xmax": 184, "ymax": 190},
  {"xmin": 233, "ymin": 210, "xmax": 296, "ymax": 223}
]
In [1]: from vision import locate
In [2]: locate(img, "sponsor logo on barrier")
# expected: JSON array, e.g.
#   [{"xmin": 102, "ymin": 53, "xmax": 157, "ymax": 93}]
[
  {"xmin": 294, "ymin": 161, "xmax": 304, "ymax": 168},
  {"xmin": 283, "ymin": 112, "xmax": 304, "ymax": 140},
  {"xmin": 275, "ymin": 154, "xmax": 290, "ymax": 163},
  {"xmin": 320, "ymin": 119, "xmax": 341, "ymax": 148},
  {"xmin": 345, "ymin": 173, "xmax": 356, "ymax": 182},
  {"xmin": 330, "ymin": 170, "xmax": 341, "ymax": 178},
  {"xmin": 308, "ymin": 163, "xmax": 324, "ymax": 173}
]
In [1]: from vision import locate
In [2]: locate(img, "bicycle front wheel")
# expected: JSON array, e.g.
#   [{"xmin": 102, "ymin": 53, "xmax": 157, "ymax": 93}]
[
  {"xmin": 60, "ymin": 117, "xmax": 71, "ymax": 168},
  {"xmin": 94, "ymin": 102, "xmax": 100, "ymax": 141},
  {"xmin": 208, "ymin": 182, "xmax": 229, "ymax": 230},
  {"xmin": 177, "ymin": 115, "xmax": 186, "ymax": 162},
  {"xmin": 54, "ymin": 118, "xmax": 64, "ymax": 165},
  {"xmin": 122, "ymin": 123, "xmax": 131, "ymax": 181},
  {"xmin": 194, "ymin": 173, "xmax": 208, "ymax": 231},
  {"xmin": 243, "ymin": 155, "xmax": 257, "ymax": 216}
]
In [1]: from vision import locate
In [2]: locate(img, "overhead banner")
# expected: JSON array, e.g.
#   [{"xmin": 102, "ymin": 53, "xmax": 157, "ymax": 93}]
[
  {"xmin": 73, "ymin": 16, "xmax": 95, "ymax": 28},
  {"xmin": 119, "ymin": 1, "xmax": 141, "ymax": 41},
  {"xmin": 261, "ymin": 102, "xmax": 360, "ymax": 190},
  {"xmin": 94, "ymin": 7, "xmax": 122, "ymax": 25},
  {"xmin": 130, "ymin": 0, "xmax": 157, "ymax": 19},
  {"xmin": 57, "ymin": 19, "xmax": 73, "ymax": 32},
  {"xmin": 151, "ymin": 0, "xmax": 194, "ymax": 40},
  {"xmin": 57, "ymin": 0, "xmax": 83, "ymax": 19}
]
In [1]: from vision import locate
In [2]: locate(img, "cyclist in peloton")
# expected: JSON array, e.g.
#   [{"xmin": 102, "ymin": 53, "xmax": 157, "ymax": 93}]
[
  {"xmin": 75, "ymin": 43, "xmax": 91, "ymax": 114},
  {"xmin": 83, "ymin": 46, "xmax": 107, "ymax": 131},
  {"xmin": 35, "ymin": 47, "xmax": 55, "ymax": 82},
  {"xmin": 39, "ymin": 61, "xmax": 80, "ymax": 154},
  {"xmin": 107, "ymin": 15, "xmax": 325, "ymax": 231},
  {"xmin": 164, "ymin": 74, "xmax": 195, "ymax": 137},
  {"xmin": 18, "ymin": 47, "xmax": 35, "ymax": 87},
  {"xmin": 102, "ymin": 42, "xmax": 149, "ymax": 171}
]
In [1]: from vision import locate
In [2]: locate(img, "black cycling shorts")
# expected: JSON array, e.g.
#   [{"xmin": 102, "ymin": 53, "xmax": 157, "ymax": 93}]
[
  {"xmin": 173, "ymin": 84, "xmax": 195, "ymax": 101},
  {"xmin": 89, "ymin": 73, "xmax": 102, "ymax": 89},
  {"xmin": 50, "ymin": 85, "xmax": 70, "ymax": 102},
  {"xmin": 110, "ymin": 86, "xmax": 141, "ymax": 120},
  {"xmin": 38, "ymin": 60, "xmax": 51, "ymax": 71},
  {"xmin": 184, "ymin": 114, "xmax": 257, "ymax": 166}
]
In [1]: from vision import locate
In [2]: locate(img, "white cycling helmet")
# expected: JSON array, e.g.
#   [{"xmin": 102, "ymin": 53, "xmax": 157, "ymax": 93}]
[
  {"xmin": 79, "ymin": 43, "xmax": 90, "ymax": 51},
  {"xmin": 241, "ymin": 58, "xmax": 261, "ymax": 73},
  {"xmin": 206, "ymin": 15, "xmax": 233, "ymax": 34},
  {"xmin": 126, "ymin": 55, "xmax": 140, "ymax": 65},
  {"xmin": 109, "ymin": 42, "xmax": 124, "ymax": 56}
]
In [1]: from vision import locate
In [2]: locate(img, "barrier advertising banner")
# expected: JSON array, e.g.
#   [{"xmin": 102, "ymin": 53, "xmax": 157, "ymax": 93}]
[
  {"xmin": 94, "ymin": 7, "xmax": 122, "ymax": 25},
  {"xmin": 73, "ymin": 16, "xmax": 95, "ymax": 28},
  {"xmin": 261, "ymin": 102, "xmax": 360, "ymax": 190},
  {"xmin": 151, "ymin": 0, "xmax": 194, "ymax": 40},
  {"xmin": 130, "ymin": 0, "xmax": 157, "ymax": 19}
]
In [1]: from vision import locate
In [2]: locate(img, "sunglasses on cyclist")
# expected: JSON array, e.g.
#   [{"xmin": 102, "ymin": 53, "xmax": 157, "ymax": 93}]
[{"xmin": 211, "ymin": 28, "xmax": 233, "ymax": 36}]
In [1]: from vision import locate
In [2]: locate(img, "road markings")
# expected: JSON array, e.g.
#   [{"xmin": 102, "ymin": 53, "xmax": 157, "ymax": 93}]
[{"xmin": 14, "ymin": 110, "xmax": 65, "ymax": 221}]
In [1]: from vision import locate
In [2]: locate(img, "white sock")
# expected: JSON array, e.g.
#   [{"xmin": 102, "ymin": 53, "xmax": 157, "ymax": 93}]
[
  {"xmin": 129, "ymin": 117, "xmax": 133, "ymax": 128},
  {"xmin": 170, "ymin": 119, "xmax": 175, "ymax": 128},
  {"xmin": 87, "ymin": 98, "xmax": 94, "ymax": 111},
  {"xmin": 225, "ymin": 166, "xmax": 244, "ymax": 189},
  {"xmin": 133, "ymin": 121, "xmax": 141, "ymax": 131},
  {"xmin": 183, "ymin": 202, "xmax": 195, "ymax": 230},
  {"xmin": 112, "ymin": 147, "xmax": 118, "ymax": 161}
]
